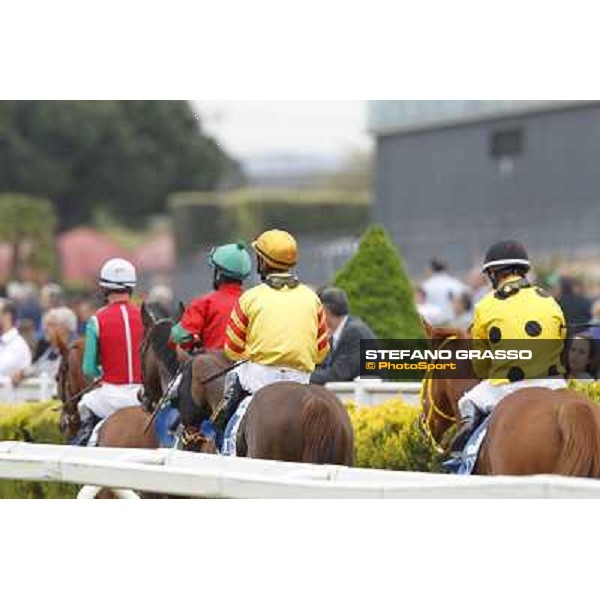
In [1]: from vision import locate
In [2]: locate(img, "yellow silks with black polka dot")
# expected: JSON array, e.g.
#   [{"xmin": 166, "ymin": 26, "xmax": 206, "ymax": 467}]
[{"xmin": 472, "ymin": 275, "xmax": 566, "ymax": 385}]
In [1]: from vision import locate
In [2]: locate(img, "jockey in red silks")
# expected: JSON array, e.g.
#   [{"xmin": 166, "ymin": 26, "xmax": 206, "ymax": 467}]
[
  {"xmin": 161, "ymin": 243, "xmax": 253, "ymax": 411},
  {"xmin": 73, "ymin": 258, "xmax": 144, "ymax": 445},
  {"xmin": 169, "ymin": 242, "xmax": 253, "ymax": 351}
]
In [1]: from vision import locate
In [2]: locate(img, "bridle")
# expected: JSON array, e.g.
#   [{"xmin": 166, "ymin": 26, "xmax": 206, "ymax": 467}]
[{"xmin": 419, "ymin": 335, "xmax": 459, "ymax": 451}]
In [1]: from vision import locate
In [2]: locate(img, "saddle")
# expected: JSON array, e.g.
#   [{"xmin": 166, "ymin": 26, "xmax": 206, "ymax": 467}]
[
  {"xmin": 444, "ymin": 415, "xmax": 491, "ymax": 475},
  {"xmin": 196, "ymin": 395, "xmax": 253, "ymax": 456}
]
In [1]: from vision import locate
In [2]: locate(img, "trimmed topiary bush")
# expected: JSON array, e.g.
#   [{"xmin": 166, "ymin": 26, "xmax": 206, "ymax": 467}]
[{"xmin": 334, "ymin": 225, "xmax": 425, "ymax": 340}]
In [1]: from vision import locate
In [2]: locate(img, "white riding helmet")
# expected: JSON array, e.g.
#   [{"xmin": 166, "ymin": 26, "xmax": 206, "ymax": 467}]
[{"xmin": 99, "ymin": 258, "xmax": 137, "ymax": 291}]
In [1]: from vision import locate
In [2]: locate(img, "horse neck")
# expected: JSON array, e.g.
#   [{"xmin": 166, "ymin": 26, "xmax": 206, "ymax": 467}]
[
  {"xmin": 430, "ymin": 335, "xmax": 479, "ymax": 422},
  {"xmin": 197, "ymin": 351, "xmax": 231, "ymax": 413}
]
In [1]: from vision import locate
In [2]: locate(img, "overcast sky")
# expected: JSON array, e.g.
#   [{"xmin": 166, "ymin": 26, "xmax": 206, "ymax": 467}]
[{"xmin": 193, "ymin": 100, "xmax": 371, "ymax": 160}]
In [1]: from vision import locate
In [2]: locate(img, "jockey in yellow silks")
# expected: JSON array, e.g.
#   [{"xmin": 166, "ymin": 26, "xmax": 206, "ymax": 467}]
[
  {"xmin": 450, "ymin": 240, "xmax": 567, "ymax": 453},
  {"xmin": 208, "ymin": 229, "xmax": 329, "ymax": 439}
]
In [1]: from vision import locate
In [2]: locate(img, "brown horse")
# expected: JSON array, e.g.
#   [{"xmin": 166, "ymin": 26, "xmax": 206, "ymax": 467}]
[
  {"xmin": 56, "ymin": 334, "xmax": 158, "ymax": 449},
  {"xmin": 56, "ymin": 336, "xmax": 90, "ymax": 440},
  {"xmin": 421, "ymin": 322, "xmax": 600, "ymax": 477},
  {"xmin": 142, "ymin": 306, "xmax": 354, "ymax": 465}
]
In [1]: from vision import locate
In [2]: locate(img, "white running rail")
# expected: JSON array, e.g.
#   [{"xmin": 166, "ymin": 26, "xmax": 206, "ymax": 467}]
[
  {"xmin": 0, "ymin": 375, "xmax": 57, "ymax": 404},
  {"xmin": 0, "ymin": 376, "xmax": 418, "ymax": 406},
  {"xmin": 0, "ymin": 376, "xmax": 409, "ymax": 406},
  {"xmin": 325, "ymin": 380, "xmax": 421, "ymax": 406},
  {"xmin": 1, "ymin": 441, "xmax": 600, "ymax": 498}
]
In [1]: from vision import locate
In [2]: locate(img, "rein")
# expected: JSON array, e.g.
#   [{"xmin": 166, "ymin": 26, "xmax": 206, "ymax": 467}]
[
  {"xmin": 143, "ymin": 357, "xmax": 249, "ymax": 433},
  {"xmin": 199, "ymin": 358, "xmax": 248, "ymax": 385},
  {"xmin": 420, "ymin": 335, "xmax": 459, "ymax": 451},
  {"xmin": 68, "ymin": 376, "xmax": 101, "ymax": 404}
]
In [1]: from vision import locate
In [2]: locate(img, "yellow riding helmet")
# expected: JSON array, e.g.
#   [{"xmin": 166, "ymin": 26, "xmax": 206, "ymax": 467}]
[{"xmin": 252, "ymin": 229, "xmax": 298, "ymax": 269}]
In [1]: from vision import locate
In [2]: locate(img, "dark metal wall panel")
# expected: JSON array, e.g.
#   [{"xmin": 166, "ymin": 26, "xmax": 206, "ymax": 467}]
[{"xmin": 374, "ymin": 103, "xmax": 600, "ymax": 276}]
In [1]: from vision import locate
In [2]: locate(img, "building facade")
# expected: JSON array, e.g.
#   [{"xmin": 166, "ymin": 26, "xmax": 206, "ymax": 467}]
[{"xmin": 369, "ymin": 101, "xmax": 600, "ymax": 275}]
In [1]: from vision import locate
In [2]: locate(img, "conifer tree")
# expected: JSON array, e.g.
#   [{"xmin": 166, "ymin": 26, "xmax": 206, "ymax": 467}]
[{"xmin": 334, "ymin": 225, "xmax": 424, "ymax": 339}]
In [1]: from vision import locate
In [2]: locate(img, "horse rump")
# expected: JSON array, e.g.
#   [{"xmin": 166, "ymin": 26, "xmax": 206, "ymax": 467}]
[
  {"xmin": 300, "ymin": 387, "xmax": 353, "ymax": 466},
  {"xmin": 555, "ymin": 398, "xmax": 600, "ymax": 478}
]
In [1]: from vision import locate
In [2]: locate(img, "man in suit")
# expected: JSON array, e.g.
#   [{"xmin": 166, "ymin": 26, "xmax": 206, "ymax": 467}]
[{"xmin": 310, "ymin": 287, "xmax": 377, "ymax": 384}]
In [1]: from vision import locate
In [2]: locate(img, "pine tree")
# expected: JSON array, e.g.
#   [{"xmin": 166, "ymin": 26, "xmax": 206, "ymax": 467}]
[{"xmin": 334, "ymin": 225, "xmax": 424, "ymax": 339}]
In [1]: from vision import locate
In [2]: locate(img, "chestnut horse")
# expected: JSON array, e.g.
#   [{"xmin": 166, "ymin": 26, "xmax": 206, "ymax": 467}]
[
  {"xmin": 141, "ymin": 306, "xmax": 354, "ymax": 465},
  {"xmin": 421, "ymin": 323, "xmax": 600, "ymax": 477},
  {"xmin": 56, "ymin": 335, "xmax": 157, "ymax": 449}
]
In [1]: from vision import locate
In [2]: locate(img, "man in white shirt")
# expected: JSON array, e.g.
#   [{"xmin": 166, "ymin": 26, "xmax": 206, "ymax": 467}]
[
  {"xmin": 0, "ymin": 299, "xmax": 32, "ymax": 377},
  {"xmin": 12, "ymin": 306, "xmax": 78, "ymax": 386},
  {"xmin": 421, "ymin": 259, "xmax": 467, "ymax": 323},
  {"xmin": 415, "ymin": 286, "xmax": 447, "ymax": 326}
]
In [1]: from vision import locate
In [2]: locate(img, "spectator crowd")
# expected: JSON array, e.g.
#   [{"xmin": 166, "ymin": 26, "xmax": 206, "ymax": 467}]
[
  {"xmin": 2, "ymin": 256, "xmax": 600, "ymax": 391},
  {"xmin": 414, "ymin": 258, "xmax": 600, "ymax": 381},
  {"xmin": 0, "ymin": 280, "xmax": 176, "ymax": 390}
]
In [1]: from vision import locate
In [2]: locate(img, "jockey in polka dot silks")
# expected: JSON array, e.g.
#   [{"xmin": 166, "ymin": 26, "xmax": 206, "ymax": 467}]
[
  {"xmin": 449, "ymin": 240, "xmax": 567, "ymax": 453},
  {"xmin": 73, "ymin": 258, "xmax": 144, "ymax": 446}
]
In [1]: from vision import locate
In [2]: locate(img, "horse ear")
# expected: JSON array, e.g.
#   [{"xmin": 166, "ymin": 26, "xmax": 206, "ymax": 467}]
[
  {"xmin": 421, "ymin": 317, "xmax": 434, "ymax": 339},
  {"xmin": 175, "ymin": 301, "xmax": 185, "ymax": 322},
  {"xmin": 55, "ymin": 334, "xmax": 70, "ymax": 359},
  {"xmin": 141, "ymin": 302, "xmax": 156, "ymax": 330}
]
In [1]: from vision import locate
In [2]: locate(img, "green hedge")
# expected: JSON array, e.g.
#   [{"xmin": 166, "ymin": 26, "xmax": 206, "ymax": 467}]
[
  {"xmin": 169, "ymin": 188, "xmax": 370, "ymax": 256},
  {"xmin": 0, "ymin": 401, "xmax": 77, "ymax": 499},
  {"xmin": 3, "ymin": 381, "xmax": 600, "ymax": 497},
  {"xmin": 348, "ymin": 400, "xmax": 442, "ymax": 472}
]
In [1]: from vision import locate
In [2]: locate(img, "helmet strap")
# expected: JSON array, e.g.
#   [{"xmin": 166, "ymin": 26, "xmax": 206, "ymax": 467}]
[
  {"xmin": 212, "ymin": 269, "xmax": 221, "ymax": 291},
  {"xmin": 485, "ymin": 269, "xmax": 500, "ymax": 289},
  {"xmin": 257, "ymin": 255, "xmax": 268, "ymax": 281},
  {"xmin": 103, "ymin": 287, "xmax": 132, "ymax": 302}
]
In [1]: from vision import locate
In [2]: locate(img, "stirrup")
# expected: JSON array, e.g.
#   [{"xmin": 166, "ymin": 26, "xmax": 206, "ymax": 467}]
[{"xmin": 180, "ymin": 425, "xmax": 210, "ymax": 452}]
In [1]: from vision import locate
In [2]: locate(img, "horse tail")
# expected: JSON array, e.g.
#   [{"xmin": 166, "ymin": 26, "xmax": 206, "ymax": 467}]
[
  {"xmin": 555, "ymin": 400, "xmax": 600, "ymax": 478},
  {"xmin": 301, "ymin": 390, "xmax": 353, "ymax": 466}
]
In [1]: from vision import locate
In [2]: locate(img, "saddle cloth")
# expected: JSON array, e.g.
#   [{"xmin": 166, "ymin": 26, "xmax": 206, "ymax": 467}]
[
  {"xmin": 87, "ymin": 419, "xmax": 105, "ymax": 447},
  {"xmin": 154, "ymin": 405, "xmax": 180, "ymax": 447},
  {"xmin": 221, "ymin": 395, "xmax": 253, "ymax": 456},
  {"xmin": 443, "ymin": 415, "xmax": 491, "ymax": 475}
]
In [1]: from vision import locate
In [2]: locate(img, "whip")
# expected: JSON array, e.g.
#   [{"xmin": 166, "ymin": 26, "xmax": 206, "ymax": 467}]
[
  {"xmin": 68, "ymin": 377, "xmax": 102, "ymax": 403},
  {"xmin": 143, "ymin": 358, "xmax": 249, "ymax": 433}
]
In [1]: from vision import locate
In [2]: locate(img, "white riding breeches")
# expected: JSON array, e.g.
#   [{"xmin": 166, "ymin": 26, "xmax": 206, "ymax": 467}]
[
  {"xmin": 78, "ymin": 383, "xmax": 142, "ymax": 420},
  {"xmin": 236, "ymin": 361, "xmax": 310, "ymax": 395},
  {"xmin": 458, "ymin": 378, "xmax": 568, "ymax": 415}
]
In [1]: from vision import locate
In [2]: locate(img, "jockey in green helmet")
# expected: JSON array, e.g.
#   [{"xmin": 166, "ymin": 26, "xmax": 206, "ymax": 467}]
[{"xmin": 169, "ymin": 242, "xmax": 252, "ymax": 351}]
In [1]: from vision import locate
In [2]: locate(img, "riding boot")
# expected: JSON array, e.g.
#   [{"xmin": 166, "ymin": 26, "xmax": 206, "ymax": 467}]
[
  {"xmin": 450, "ymin": 399, "xmax": 483, "ymax": 454},
  {"xmin": 71, "ymin": 414, "xmax": 100, "ymax": 446},
  {"xmin": 211, "ymin": 372, "xmax": 247, "ymax": 439}
]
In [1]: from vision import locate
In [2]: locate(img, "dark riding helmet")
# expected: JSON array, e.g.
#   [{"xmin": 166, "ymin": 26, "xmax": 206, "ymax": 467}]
[{"xmin": 482, "ymin": 240, "xmax": 531, "ymax": 274}]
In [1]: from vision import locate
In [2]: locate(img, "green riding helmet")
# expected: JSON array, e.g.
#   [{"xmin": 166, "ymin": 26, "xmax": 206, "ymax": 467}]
[{"xmin": 209, "ymin": 242, "xmax": 252, "ymax": 280}]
